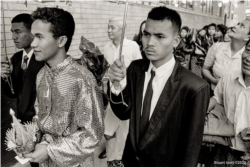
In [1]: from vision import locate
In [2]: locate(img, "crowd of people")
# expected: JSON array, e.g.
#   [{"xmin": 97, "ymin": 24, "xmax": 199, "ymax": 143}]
[{"xmin": 1, "ymin": 5, "xmax": 250, "ymax": 167}]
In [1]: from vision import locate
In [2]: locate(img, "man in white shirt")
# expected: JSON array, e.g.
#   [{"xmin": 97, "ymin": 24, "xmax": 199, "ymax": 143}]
[
  {"xmin": 108, "ymin": 7, "xmax": 210, "ymax": 167},
  {"xmin": 204, "ymin": 44, "xmax": 250, "ymax": 167},
  {"xmin": 102, "ymin": 17, "xmax": 142, "ymax": 167}
]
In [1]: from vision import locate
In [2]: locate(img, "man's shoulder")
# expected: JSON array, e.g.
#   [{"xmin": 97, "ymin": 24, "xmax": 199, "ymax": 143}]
[
  {"xmin": 125, "ymin": 39, "xmax": 139, "ymax": 47},
  {"xmin": 71, "ymin": 61, "xmax": 96, "ymax": 81},
  {"xmin": 12, "ymin": 50, "xmax": 23, "ymax": 59},
  {"xmin": 213, "ymin": 42, "xmax": 229, "ymax": 49},
  {"xmin": 180, "ymin": 66, "xmax": 208, "ymax": 91},
  {"xmin": 129, "ymin": 59, "xmax": 148, "ymax": 70}
]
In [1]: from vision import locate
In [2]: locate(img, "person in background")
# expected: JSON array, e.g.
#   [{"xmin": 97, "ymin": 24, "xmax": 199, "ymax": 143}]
[
  {"xmin": 1, "ymin": 14, "xmax": 44, "ymax": 167},
  {"xmin": 180, "ymin": 26, "xmax": 189, "ymax": 38},
  {"xmin": 202, "ymin": 41, "xmax": 250, "ymax": 167},
  {"xmin": 133, "ymin": 20, "xmax": 147, "ymax": 59},
  {"xmin": 103, "ymin": 17, "xmax": 142, "ymax": 167},
  {"xmin": 175, "ymin": 26, "xmax": 190, "ymax": 68},
  {"xmin": 214, "ymin": 24, "xmax": 227, "ymax": 43},
  {"xmin": 202, "ymin": 20, "xmax": 250, "ymax": 94},
  {"xmin": 190, "ymin": 26, "xmax": 209, "ymax": 78},
  {"xmin": 207, "ymin": 23, "xmax": 216, "ymax": 47},
  {"xmin": 224, "ymin": 27, "xmax": 233, "ymax": 42}
]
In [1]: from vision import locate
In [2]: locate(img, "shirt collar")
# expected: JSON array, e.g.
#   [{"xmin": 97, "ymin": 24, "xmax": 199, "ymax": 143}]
[
  {"xmin": 232, "ymin": 71, "xmax": 250, "ymax": 89},
  {"xmin": 22, "ymin": 49, "xmax": 34, "ymax": 59},
  {"xmin": 45, "ymin": 56, "xmax": 73, "ymax": 77},
  {"xmin": 223, "ymin": 42, "xmax": 245, "ymax": 58},
  {"xmin": 147, "ymin": 55, "xmax": 176, "ymax": 78},
  {"xmin": 109, "ymin": 38, "xmax": 129, "ymax": 47}
]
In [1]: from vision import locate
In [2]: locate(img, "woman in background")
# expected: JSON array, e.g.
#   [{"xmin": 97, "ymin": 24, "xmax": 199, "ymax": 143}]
[
  {"xmin": 133, "ymin": 20, "xmax": 146, "ymax": 59},
  {"xmin": 206, "ymin": 23, "xmax": 216, "ymax": 47},
  {"xmin": 190, "ymin": 26, "xmax": 209, "ymax": 78},
  {"xmin": 214, "ymin": 24, "xmax": 227, "ymax": 43}
]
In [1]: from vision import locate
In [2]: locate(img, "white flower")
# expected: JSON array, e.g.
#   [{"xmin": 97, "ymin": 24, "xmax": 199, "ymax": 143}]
[{"xmin": 7, "ymin": 140, "xmax": 17, "ymax": 150}]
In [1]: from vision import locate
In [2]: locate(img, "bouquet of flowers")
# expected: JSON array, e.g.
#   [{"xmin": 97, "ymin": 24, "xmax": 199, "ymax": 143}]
[
  {"xmin": 5, "ymin": 109, "xmax": 39, "ymax": 156},
  {"xmin": 238, "ymin": 127, "xmax": 250, "ymax": 166}
]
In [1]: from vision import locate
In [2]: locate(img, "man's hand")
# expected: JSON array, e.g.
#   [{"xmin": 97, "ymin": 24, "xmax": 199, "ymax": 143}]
[
  {"xmin": 1, "ymin": 56, "xmax": 12, "ymax": 78},
  {"xmin": 108, "ymin": 55, "xmax": 126, "ymax": 83},
  {"xmin": 23, "ymin": 144, "xmax": 49, "ymax": 163},
  {"xmin": 104, "ymin": 133, "xmax": 116, "ymax": 140}
]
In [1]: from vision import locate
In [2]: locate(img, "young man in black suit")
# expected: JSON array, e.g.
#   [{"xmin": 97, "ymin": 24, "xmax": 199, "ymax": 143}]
[
  {"xmin": 1, "ymin": 14, "xmax": 44, "ymax": 167},
  {"xmin": 108, "ymin": 7, "xmax": 210, "ymax": 167}
]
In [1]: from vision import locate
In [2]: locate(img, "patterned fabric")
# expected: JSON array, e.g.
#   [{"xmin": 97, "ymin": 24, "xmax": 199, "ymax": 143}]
[
  {"xmin": 191, "ymin": 56, "xmax": 202, "ymax": 78},
  {"xmin": 36, "ymin": 56, "xmax": 104, "ymax": 167},
  {"xmin": 204, "ymin": 42, "xmax": 244, "ymax": 90},
  {"xmin": 107, "ymin": 160, "xmax": 125, "ymax": 167}
]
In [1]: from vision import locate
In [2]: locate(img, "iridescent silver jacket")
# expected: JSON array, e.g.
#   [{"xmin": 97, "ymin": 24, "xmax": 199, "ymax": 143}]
[{"xmin": 35, "ymin": 56, "xmax": 104, "ymax": 167}]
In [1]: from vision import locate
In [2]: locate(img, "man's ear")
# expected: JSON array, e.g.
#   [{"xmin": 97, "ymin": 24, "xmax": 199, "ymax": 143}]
[
  {"xmin": 58, "ymin": 36, "xmax": 68, "ymax": 48},
  {"xmin": 244, "ymin": 35, "xmax": 250, "ymax": 42},
  {"xmin": 173, "ymin": 34, "xmax": 180, "ymax": 48}
]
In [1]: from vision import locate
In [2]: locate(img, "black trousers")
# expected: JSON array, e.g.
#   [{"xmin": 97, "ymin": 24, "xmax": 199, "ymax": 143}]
[{"xmin": 30, "ymin": 162, "xmax": 39, "ymax": 167}]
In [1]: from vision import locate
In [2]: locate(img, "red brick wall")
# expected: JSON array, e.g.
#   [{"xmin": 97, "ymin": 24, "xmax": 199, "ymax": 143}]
[{"xmin": 1, "ymin": 1, "xmax": 223, "ymax": 59}]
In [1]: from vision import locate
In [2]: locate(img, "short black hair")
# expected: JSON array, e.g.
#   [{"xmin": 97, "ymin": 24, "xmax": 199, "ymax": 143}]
[
  {"xmin": 31, "ymin": 7, "xmax": 75, "ymax": 52},
  {"xmin": 147, "ymin": 6, "xmax": 182, "ymax": 34},
  {"xmin": 11, "ymin": 13, "xmax": 34, "ymax": 30}
]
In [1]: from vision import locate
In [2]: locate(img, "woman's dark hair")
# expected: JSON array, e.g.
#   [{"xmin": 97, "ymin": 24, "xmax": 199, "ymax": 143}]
[
  {"xmin": 217, "ymin": 24, "xmax": 227, "ymax": 35},
  {"xmin": 135, "ymin": 20, "xmax": 146, "ymax": 46},
  {"xmin": 31, "ymin": 7, "xmax": 75, "ymax": 52},
  {"xmin": 206, "ymin": 23, "xmax": 216, "ymax": 36},
  {"xmin": 180, "ymin": 26, "xmax": 189, "ymax": 38},
  {"xmin": 198, "ymin": 25, "xmax": 208, "ymax": 37}
]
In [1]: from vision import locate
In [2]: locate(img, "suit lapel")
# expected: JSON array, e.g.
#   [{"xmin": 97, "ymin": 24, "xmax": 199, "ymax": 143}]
[
  {"xmin": 19, "ymin": 54, "xmax": 39, "ymax": 118},
  {"xmin": 15, "ymin": 51, "xmax": 23, "ymax": 89},
  {"xmin": 135, "ymin": 66, "xmax": 148, "ymax": 145},
  {"xmin": 139, "ymin": 60, "xmax": 182, "ymax": 150},
  {"xmin": 130, "ymin": 61, "xmax": 149, "ymax": 152}
]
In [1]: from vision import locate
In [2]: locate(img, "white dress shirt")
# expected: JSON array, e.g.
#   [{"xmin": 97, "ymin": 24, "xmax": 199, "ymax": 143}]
[
  {"xmin": 21, "ymin": 49, "xmax": 34, "ymax": 68},
  {"xmin": 213, "ymin": 71, "xmax": 250, "ymax": 152},
  {"xmin": 141, "ymin": 56, "xmax": 176, "ymax": 119}
]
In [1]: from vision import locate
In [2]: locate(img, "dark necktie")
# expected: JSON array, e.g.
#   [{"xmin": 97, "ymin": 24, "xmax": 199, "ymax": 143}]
[
  {"xmin": 21, "ymin": 55, "xmax": 29, "ymax": 70},
  {"xmin": 139, "ymin": 69, "xmax": 155, "ymax": 141}
]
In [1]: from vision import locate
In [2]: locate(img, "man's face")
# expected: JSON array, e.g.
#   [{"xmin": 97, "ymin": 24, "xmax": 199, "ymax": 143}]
[
  {"xmin": 142, "ymin": 19, "xmax": 178, "ymax": 66},
  {"xmin": 107, "ymin": 21, "xmax": 122, "ymax": 41},
  {"xmin": 208, "ymin": 26, "xmax": 215, "ymax": 36},
  {"xmin": 31, "ymin": 19, "xmax": 59, "ymax": 62},
  {"xmin": 228, "ymin": 20, "xmax": 250, "ymax": 41},
  {"xmin": 242, "ymin": 48, "xmax": 250, "ymax": 76},
  {"xmin": 11, "ymin": 22, "xmax": 33, "ymax": 49}
]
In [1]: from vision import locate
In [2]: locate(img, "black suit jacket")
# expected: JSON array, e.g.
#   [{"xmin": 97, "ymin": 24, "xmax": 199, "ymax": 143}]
[
  {"xmin": 2, "ymin": 51, "xmax": 44, "ymax": 123},
  {"xmin": 110, "ymin": 59, "xmax": 210, "ymax": 167}
]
